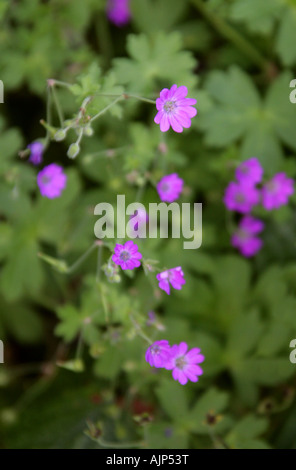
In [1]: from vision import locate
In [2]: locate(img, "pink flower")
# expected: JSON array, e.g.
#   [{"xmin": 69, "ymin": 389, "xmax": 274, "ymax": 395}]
[
  {"xmin": 156, "ymin": 267, "xmax": 185, "ymax": 295},
  {"xmin": 37, "ymin": 164, "xmax": 67, "ymax": 199},
  {"xmin": 28, "ymin": 141, "xmax": 44, "ymax": 165},
  {"xmin": 157, "ymin": 173, "xmax": 184, "ymax": 202},
  {"xmin": 112, "ymin": 240, "xmax": 142, "ymax": 270},
  {"xmin": 231, "ymin": 215, "xmax": 264, "ymax": 257},
  {"xmin": 145, "ymin": 340, "xmax": 171, "ymax": 368},
  {"xmin": 223, "ymin": 181, "xmax": 260, "ymax": 213},
  {"xmin": 165, "ymin": 342, "xmax": 204, "ymax": 385},
  {"xmin": 106, "ymin": 0, "xmax": 131, "ymax": 27},
  {"xmin": 154, "ymin": 85, "xmax": 197, "ymax": 133},
  {"xmin": 235, "ymin": 158, "xmax": 263, "ymax": 185},
  {"xmin": 262, "ymin": 173, "xmax": 294, "ymax": 210}
]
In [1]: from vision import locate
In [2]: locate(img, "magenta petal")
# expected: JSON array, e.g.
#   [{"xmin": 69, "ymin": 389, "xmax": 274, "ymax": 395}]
[{"xmin": 160, "ymin": 113, "xmax": 170, "ymax": 132}]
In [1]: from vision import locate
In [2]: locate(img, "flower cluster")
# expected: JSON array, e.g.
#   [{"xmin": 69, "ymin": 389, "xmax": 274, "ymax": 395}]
[
  {"xmin": 145, "ymin": 340, "xmax": 204, "ymax": 385},
  {"xmin": 224, "ymin": 158, "xmax": 294, "ymax": 257}
]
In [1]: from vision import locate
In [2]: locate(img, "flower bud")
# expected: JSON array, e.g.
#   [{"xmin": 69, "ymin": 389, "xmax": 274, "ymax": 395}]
[
  {"xmin": 54, "ymin": 129, "xmax": 67, "ymax": 141},
  {"xmin": 67, "ymin": 143, "xmax": 80, "ymax": 159},
  {"xmin": 84, "ymin": 126, "xmax": 94, "ymax": 137}
]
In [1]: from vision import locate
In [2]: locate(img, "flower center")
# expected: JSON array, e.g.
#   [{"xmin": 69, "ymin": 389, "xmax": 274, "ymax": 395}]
[
  {"xmin": 163, "ymin": 100, "xmax": 176, "ymax": 114},
  {"xmin": 240, "ymin": 165, "xmax": 249, "ymax": 175},
  {"xmin": 41, "ymin": 175, "xmax": 51, "ymax": 185},
  {"xmin": 161, "ymin": 182, "xmax": 170, "ymax": 192},
  {"xmin": 266, "ymin": 180, "xmax": 278, "ymax": 194},
  {"xmin": 119, "ymin": 250, "xmax": 130, "ymax": 261},
  {"xmin": 237, "ymin": 228, "xmax": 249, "ymax": 241},
  {"xmin": 175, "ymin": 355, "xmax": 187, "ymax": 370},
  {"xmin": 150, "ymin": 344, "xmax": 160, "ymax": 355},
  {"xmin": 235, "ymin": 192, "xmax": 245, "ymax": 203}
]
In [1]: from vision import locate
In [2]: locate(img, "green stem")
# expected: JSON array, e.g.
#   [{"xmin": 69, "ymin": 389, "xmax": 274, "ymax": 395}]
[
  {"xmin": 130, "ymin": 314, "xmax": 153, "ymax": 345},
  {"xmin": 76, "ymin": 127, "xmax": 84, "ymax": 145},
  {"xmin": 67, "ymin": 243, "xmax": 97, "ymax": 274},
  {"xmin": 126, "ymin": 93, "xmax": 156, "ymax": 104},
  {"xmin": 96, "ymin": 243, "xmax": 103, "ymax": 283},
  {"xmin": 51, "ymin": 85, "xmax": 64, "ymax": 126},
  {"xmin": 44, "ymin": 86, "xmax": 52, "ymax": 145},
  {"xmin": 51, "ymin": 79, "xmax": 73, "ymax": 89},
  {"xmin": 90, "ymin": 96, "xmax": 123, "ymax": 122},
  {"xmin": 98, "ymin": 282, "xmax": 109, "ymax": 324},
  {"xmin": 75, "ymin": 331, "xmax": 84, "ymax": 360},
  {"xmin": 191, "ymin": 0, "xmax": 269, "ymax": 72}
]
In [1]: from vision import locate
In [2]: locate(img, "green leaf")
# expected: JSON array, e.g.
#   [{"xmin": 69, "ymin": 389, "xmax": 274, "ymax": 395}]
[
  {"xmin": 113, "ymin": 32, "xmax": 197, "ymax": 93},
  {"xmin": 187, "ymin": 388, "xmax": 229, "ymax": 433},
  {"xmin": 156, "ymin": 379, "xmax": 188, "ymax": 423},
  {"xmin": 226, "ymin": 415, "xmax": 269, "ymax": 449},
  {"xmin": 276, "ymin": 6, "xmax": 296, "ymax": 65},
  {"xmin": 265, "ymin": 71, "xmax": 296, "ymax": 151},
  {"xmin": 230, "ymin": 0, "xmax": 283, "ymax": 35},
  {"xmin": 131, "ymin": 0, "xmax": 189, "ymax": 33}
]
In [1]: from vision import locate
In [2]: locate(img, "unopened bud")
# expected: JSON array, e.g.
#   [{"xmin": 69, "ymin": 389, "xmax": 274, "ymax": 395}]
[
  {"xmin": 54, "ymin": 129, "xmax": 67, "ymax": 141},
  {"xmin": 67, "ymin": 142, "xmax": 80, "ymax": 159},
  {"xmin": 84, "ymin": 126, "xmax": 94, "ymax": 137}
]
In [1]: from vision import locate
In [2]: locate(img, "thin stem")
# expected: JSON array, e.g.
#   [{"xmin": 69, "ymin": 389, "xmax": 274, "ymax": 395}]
[
  {"xmin": 75, "ymin": 331, "xmax": 84, "ymax": 360},
  {"xmin": 93, "ymin": 92, "xmax": 156, "ymax": 104},
  {"xmin": 51, "ymin": 79, "xmax": 73, "ymax": 89},
  {"xmin": 126, "ymin": 93, "xmax": 156, "ymax": 105},
  {"xmin": 96, "ymin": 243, "xmax": 103, "ymax": 283},
  {"xmin": 191, "ymin": 0, "xmax": 269, "ymax": 72},
  {"xmin": 45, "ymin": 86, "xmax": 52, "ymax": 145},
  {"xmin": 76, "ymin": 127, "xmax": 84, "ymax": 145},
  {"xmin": 130, "ymin": 314, "xmax": 153, "ymax": 345},
  {"xmin": 51, "ymin": 85, "xmax": 64, "ymax": 126},
  {"xmin": 90, "ymin": 96, "xmax": 123, "ymax": 122},
  {"xmin": 98, "ymin": 283, "xmax": 109, "ymax": 324},
  {"xmin": 67, "ymin": 243, "xmax": 97, "ymax": 274}
]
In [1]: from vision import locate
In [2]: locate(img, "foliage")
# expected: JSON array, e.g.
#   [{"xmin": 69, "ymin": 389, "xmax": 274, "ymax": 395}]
[{"xmin": 0, "ymin": 0, "xmax": 296, "ymax": 450}]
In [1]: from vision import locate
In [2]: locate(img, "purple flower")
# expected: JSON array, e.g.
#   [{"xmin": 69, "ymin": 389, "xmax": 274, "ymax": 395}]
[
  {"xmin": 235, "ymin": 158, "xmax": 263, "ymax": 185},
  {"xmin": 37, "ymin": 164, "xmax": 67, "ymax": 199},
  {"xmin": 157, "ymin": 173, "xmax": 184, "ymax": 202},
  {"xmin": 262, "ymin": 173, "xmax": 294, "ymax": 210},
  {"xmin": 145, "ymin": 340, "xmax": 171, "ymax": 368},
  {"xmin": 156, "ymin": 267, "xmax": 185, "ymax": 295},
  {"xmin": 223, "ymin": 181, "xmax": 260, "ymax": 213},
  {"xmin": 165, "ymin": 342, "xmax": 204, "ymax": 385},
  {"xmin": 154, "ymin": 85, "xmax": 197, "ymax": 133},
  {"xmin": 112, "ymin": 240, "xmax": 142, "ymax": 270},
  {"xmin": 28, "ymin": 141, "xmax": 44, "ymax": 165},
  {"xmin": 106, "ymin": 0, "xmax": 131, "ymax": 27},
  {"xmin": 231, "ymin": 215, "xmax": 264, "ymax": 257}
]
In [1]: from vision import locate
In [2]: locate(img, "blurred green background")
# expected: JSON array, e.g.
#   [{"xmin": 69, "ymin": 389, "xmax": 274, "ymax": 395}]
[{"xmin": 1, "ymin": 0, "xmax": 296, "ymax": 449}]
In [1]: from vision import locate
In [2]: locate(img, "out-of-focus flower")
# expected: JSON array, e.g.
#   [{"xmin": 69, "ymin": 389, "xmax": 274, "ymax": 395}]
[
  {"xmin": 165, "ymin": 342, "xmax": 204, "ymax": 385},
  {"xmin": 37, "ymin": 163, "xmax": 67, "ymax": 199},
  {"xmin": 223, "ymin": 181, "xmax": 260, "ymax": 213},
  {"xmin": 28, "ymin": 141, "xmax": 44, "ymax": 165},
  {"xmin": 106, "ymin": 0, "xmax": 131, "ymax": 27},
  {"xmin": 262, "ymin": 173, "xmax": 294, "ymax": 210},
  {"xmin": 231, "ymin": 215, "xmax": 264, "ymax": 257},
  {"xmin": 235, "ymin": 158, "xmax": 263, "ymax": 185},
  {"xmin": 112, "ymin": 240, "xmax": 142, "ymax": 270},
  {"xmin": 145, "ymin": 340, "xmax": 171, "ymax": 368},
  {"xmin": 154, "ymin": 85, "xmax": 197, "ymax": 133},
  {"xmin": 157, "ymin": 173, "xmax": 184, "ymax": 202},
  {"xmin": 156, "ymin": 267, "xmax": 185, "ymax": 295}
]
